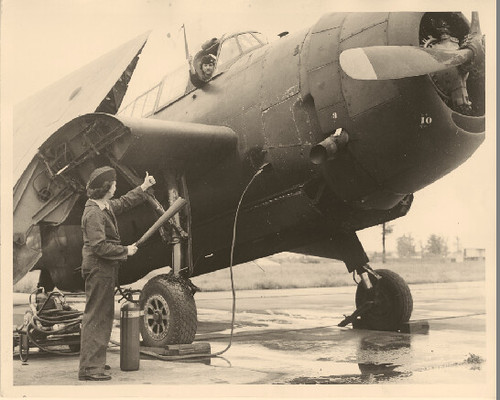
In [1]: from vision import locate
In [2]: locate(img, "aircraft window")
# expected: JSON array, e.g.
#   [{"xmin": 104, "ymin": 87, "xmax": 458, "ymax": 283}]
[
  {"xmin": 158, "ymin": 66, "xmax": 190, "ymax": 109},
  {"xmin": 237, "ymin": 33, "xmax": 261, "ymax": 53},
  {"xmin": 131, "ymin": 95, "xmax": 147, "ymax": 117},
  {"xmin": 119, "ymin": 102, "xmax": 133, "ymax": 116},
  {"xmin": 141, "ymin": 85, "xmax": 160, "ymax": 117},
  {"xmin": 216, "ymin": 37, "xmax": 241, "ymax": 66},
  {"xmin": 251, "ymin": 32, "xmax": 267, "ymax": 45}
]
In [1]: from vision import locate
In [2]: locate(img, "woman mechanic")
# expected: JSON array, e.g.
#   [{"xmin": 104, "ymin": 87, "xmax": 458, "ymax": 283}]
[{"xmin": 78, "ymin": 166, "xmax": 155, "ymax": 381}]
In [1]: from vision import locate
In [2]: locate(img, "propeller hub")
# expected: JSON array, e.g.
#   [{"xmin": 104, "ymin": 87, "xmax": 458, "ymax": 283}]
[{"xmin": 423, "ymin": 31, "xmax": 473, "ymax": 115}]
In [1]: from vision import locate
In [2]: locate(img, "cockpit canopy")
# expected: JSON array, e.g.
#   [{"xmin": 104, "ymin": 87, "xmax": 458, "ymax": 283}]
[
  {"xmin": 120, "ymin": 31, "xmax": 268, "ymax": 118},
  {"xmin": 194, "ymin": 31, "xmax": 267, "ymax": 74}
]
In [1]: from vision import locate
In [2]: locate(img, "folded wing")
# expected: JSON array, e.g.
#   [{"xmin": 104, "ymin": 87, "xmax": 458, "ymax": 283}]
[
  {"xmin": 14, "ymin": 31, "xmax": 150, "ymax": 179},
  {"xmin": 14, "ymin": 112, "xmax": 237, "ymax": 284}
]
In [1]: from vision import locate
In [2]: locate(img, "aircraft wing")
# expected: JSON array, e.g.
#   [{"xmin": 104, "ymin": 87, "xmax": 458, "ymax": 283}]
[
  {"xmin": 14, "ymin": 31, "xmax": 150, "ymax": 180},
  {"xmin": 13, "ymin": 32, "xmax": 150, "ymax": 284},
  {"xmin": 13, "ymin": 112, "xmax": 237, "ymax": 284}
]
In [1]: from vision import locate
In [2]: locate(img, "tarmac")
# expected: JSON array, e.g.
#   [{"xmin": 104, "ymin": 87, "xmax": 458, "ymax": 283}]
[{"xmin": 6, "ymin": 280, "xmax": 494, "ymax": 399}]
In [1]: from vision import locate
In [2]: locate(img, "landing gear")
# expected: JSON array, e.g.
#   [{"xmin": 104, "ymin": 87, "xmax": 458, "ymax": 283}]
[
  {"xmin": 328, "ymin": 228, "xmax": 413, "ymax": 331},
  {"xmin": 139, "ymin": 274, "xmax": 197, "ymax": 347},
  {"xmin": 352, "ymin": 268, "xmax": 413, "ymax": 331},
  {"xmin": 109, "ymin": 161, "xmax": 198, "ymax": 346}
]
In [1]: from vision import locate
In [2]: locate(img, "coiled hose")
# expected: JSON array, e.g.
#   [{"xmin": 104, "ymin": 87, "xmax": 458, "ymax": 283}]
[{"xmin": 16, "ymin": 289, "xmax": 83, "ymax": 361}]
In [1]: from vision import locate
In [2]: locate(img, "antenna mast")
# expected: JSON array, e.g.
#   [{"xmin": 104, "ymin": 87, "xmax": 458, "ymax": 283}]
[{"xmin": 181, "ymin": 24, "xmax": 190, "ymax": 60}]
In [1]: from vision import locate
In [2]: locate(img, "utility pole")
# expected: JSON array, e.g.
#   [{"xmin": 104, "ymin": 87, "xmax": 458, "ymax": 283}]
[
  {"xmin": 382, "ymin": 223, "xmax": 387, "ymax": 263},
  {"xmin": 382, "ymin": 222, "xmax": 394, "ymax": 263}
]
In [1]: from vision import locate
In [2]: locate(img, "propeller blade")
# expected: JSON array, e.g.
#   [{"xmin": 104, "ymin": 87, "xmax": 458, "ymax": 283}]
[
  {"xmin": 340, "ymin": 46, "xmax": 474, "ymax": 80},
  {"xmin": 470, "ymin": 11, "xmax": 481, "ymax": 36}
]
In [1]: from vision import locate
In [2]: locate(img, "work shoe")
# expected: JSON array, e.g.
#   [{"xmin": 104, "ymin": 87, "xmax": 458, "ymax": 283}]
[
  {"xmin": 105, "ymin": 365, "xmax": 111, "ymax": 370},
  {"xmin": 78, "ymin": 372, "xmax": 111, "ymax": 381}
]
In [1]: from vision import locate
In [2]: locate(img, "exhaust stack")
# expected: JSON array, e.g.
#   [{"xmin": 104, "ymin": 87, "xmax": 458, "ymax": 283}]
[{"xmin": 310, "ymin": 128, "xmax": 349, "ymax": 165}]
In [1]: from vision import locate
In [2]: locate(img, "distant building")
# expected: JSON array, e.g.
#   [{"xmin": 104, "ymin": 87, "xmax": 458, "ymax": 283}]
[
  {"xmin": 463, "ymin": 248, "xmax": 486, "ymax": 261},
  {"xmin": 448, "ymin": 251, "xmax": 464, "ymax": 263}
]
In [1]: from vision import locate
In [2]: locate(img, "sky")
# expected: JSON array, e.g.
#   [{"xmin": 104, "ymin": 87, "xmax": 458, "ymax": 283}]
[{"xmin": 1, "ymin": 0, "xmax": 496, "ymax": 254}]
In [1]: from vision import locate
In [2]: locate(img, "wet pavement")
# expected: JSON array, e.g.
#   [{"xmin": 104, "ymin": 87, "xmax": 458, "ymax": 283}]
[{"xmin": 7, "ymin": 280, "xmax": 493, "ymax": 398}]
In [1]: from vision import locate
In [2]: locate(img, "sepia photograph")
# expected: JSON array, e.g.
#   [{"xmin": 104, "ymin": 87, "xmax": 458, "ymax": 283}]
[{"xmin": 1, "ymin": 0, "xmax": 495, "ymax": 398}]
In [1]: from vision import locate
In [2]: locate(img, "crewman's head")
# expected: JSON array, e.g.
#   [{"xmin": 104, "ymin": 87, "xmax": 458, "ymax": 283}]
[
  {"xmin": 86, "ymin": 166, "xmax": 117, "ymax": 199},
  {"xmin": 201, "ymin": 54, "xmax": 216, "ymax": 79}
]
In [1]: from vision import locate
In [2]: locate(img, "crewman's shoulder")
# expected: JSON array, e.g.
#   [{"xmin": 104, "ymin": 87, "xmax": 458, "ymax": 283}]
[{"xmin": 83, "ymin": 201, "xmax": 104, "ymax": 218}]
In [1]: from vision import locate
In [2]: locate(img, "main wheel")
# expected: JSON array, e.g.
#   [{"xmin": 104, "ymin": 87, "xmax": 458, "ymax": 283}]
[
  {"xmin": 139, "ymin": 274, "xmax": 197, "ymax": 347},
  {"xmin": 355, "ymin": 269, "xmax": 413, "ymax": 331}
]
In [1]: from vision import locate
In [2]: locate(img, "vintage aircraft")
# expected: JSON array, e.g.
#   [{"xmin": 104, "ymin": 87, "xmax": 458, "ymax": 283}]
[{"xmin": 14, "ymin": 11, "xmax": 485, "ymax": 346}]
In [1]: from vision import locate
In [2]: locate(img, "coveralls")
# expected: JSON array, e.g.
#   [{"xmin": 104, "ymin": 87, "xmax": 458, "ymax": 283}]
[{"xmin": 78, "ymin": 186, "xmax": 146, "ymax": 377}]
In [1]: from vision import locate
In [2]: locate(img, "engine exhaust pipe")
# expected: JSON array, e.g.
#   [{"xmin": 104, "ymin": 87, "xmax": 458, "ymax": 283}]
[{"xmin": 310, "ymin": 128, "xmax": 349, "ymax": 165}]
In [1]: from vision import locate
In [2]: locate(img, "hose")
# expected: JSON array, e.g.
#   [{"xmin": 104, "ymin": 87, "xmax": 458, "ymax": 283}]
[
  {"xmin": 126, "ymin": 165, "xmax": 270, "ymax": 361},
  {"xmin": 16, "ymin": 289, "xmax": 83, "ymax": 360}
]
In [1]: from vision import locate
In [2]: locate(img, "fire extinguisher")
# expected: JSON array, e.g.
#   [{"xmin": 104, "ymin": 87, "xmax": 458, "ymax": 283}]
[{"xmin": 120, "ymin": 301, "xmax": 140, "ymax": 371}]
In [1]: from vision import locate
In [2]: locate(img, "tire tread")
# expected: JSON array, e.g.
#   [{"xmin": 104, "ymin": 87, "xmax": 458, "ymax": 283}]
[
  {"xmin": 355, "ymin": 269, "xmax": 413, "ymax": 331},
  {"xmin": 139, "ymin": 274, "xmax": 197, "ymax": 346}
]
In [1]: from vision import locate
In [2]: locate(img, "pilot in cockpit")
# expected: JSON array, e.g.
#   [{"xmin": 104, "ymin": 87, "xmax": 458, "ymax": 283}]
[
  {"xmin": 189, "ymin": 36, "xmax": 219, "ymax": 88},
  {"xmin": 200, "ymin": 54, "xmax": 216, "ymax": 81},
  {"xmin": 189, "ymin": 53, "xmax": 217, "ymax": 88}
]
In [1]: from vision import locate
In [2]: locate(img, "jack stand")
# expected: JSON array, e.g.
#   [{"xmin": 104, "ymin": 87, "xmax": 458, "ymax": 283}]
[
  {"xmin": 141, "ymin": 342, "xmax": 212, "ymax": 364},
  {"xmin": 351, "ymin": 318, "xmax": 430, "ymax": 334}
]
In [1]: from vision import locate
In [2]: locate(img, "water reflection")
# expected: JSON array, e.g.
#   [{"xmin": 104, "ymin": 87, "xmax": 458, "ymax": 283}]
[
  {"xmin": 286, "ymin": 331, "xmax": 415, "ymax": 384},
  {"xmin": 356, "ymin": 332, "xmax": 413, "ymax": 381}
]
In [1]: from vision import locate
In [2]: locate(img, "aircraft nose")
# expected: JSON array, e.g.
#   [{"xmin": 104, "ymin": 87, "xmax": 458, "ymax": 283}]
[{"xmin": 309, "ymin": 73, "xmax": 485, "ymax": 211}]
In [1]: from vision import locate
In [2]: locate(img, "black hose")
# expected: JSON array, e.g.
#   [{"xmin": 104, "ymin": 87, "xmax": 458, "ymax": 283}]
[
  {"xmin": 17, "ymin": 289, "xmax": 83, "ymax": 358},
  {"xmin": 129, "ymin": 166, "xmax": 269, "ymax": 361},
  {"xmin": 26, "ymin": 328, "xmax": 80, "ymax": 356}
]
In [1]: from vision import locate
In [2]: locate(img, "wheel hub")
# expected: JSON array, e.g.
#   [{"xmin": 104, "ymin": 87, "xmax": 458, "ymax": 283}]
[
  {"xmin": 371, "ymin": 288, "xmax": 393, "ymax": 318},
  {"xmin": 143, "ymin": 294, "xmax": 170, "ymax": 340}
]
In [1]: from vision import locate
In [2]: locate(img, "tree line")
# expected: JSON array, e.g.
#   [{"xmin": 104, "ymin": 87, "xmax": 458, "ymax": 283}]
[
  {"xmin": 381, "ymin": 223, "xmax": 450, "ymax": 259},
  {"xmin": 396, "ymin": 233, "xmax": 448, "ymax": 258}
]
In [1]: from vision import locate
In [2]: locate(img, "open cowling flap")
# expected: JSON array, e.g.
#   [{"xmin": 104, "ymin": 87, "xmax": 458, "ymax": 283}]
[{"xmin": 14, "ymin": 112, "xmax": 237, "ymax": 284}]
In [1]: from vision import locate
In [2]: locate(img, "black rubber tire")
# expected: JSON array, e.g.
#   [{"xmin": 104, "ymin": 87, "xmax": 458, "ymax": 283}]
[
  {"xmin": 139, "ymin": 275, "xmax": 197, "ymax": 346},
  {"xmin": 355, "ymin": 269, "xmax": 413, "ymax": 331}
]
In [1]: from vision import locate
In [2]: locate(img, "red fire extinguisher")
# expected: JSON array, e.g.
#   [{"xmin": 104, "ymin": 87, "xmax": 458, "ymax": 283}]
[{"xmin": 120, "ymin": 301, "xmax": 140, "ymax": 371}]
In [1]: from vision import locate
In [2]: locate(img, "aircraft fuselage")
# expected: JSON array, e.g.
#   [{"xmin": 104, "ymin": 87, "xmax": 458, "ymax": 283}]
[{"xmin": 15, "ymin": 12, "xmax": 484, "ymax": 290}]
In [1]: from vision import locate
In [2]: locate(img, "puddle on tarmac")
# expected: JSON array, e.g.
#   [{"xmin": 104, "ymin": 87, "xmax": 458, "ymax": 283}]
[
  {"xmin": 284, "ymin": 363, "xmax": 412, "ymax": 384},
  {"xmin": 263, "ymin": 329, "xmax": 416, "ymax": 384},
  {"xmin": 197, "ymin": 320, "xmax": 268, "ymax": 334},
  {"xmin": 262, "ymin": 340, "xmax": 334, "ymax": 352}
]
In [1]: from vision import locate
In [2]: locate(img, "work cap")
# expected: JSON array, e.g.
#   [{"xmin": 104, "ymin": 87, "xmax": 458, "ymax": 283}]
[
  {"xmin": 87, "ymin": 166, "xmax": 116, "ymax": 189},
  {"xmin": 201, "ymin": 54, "xmax": 216, "ymax": 65}
]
